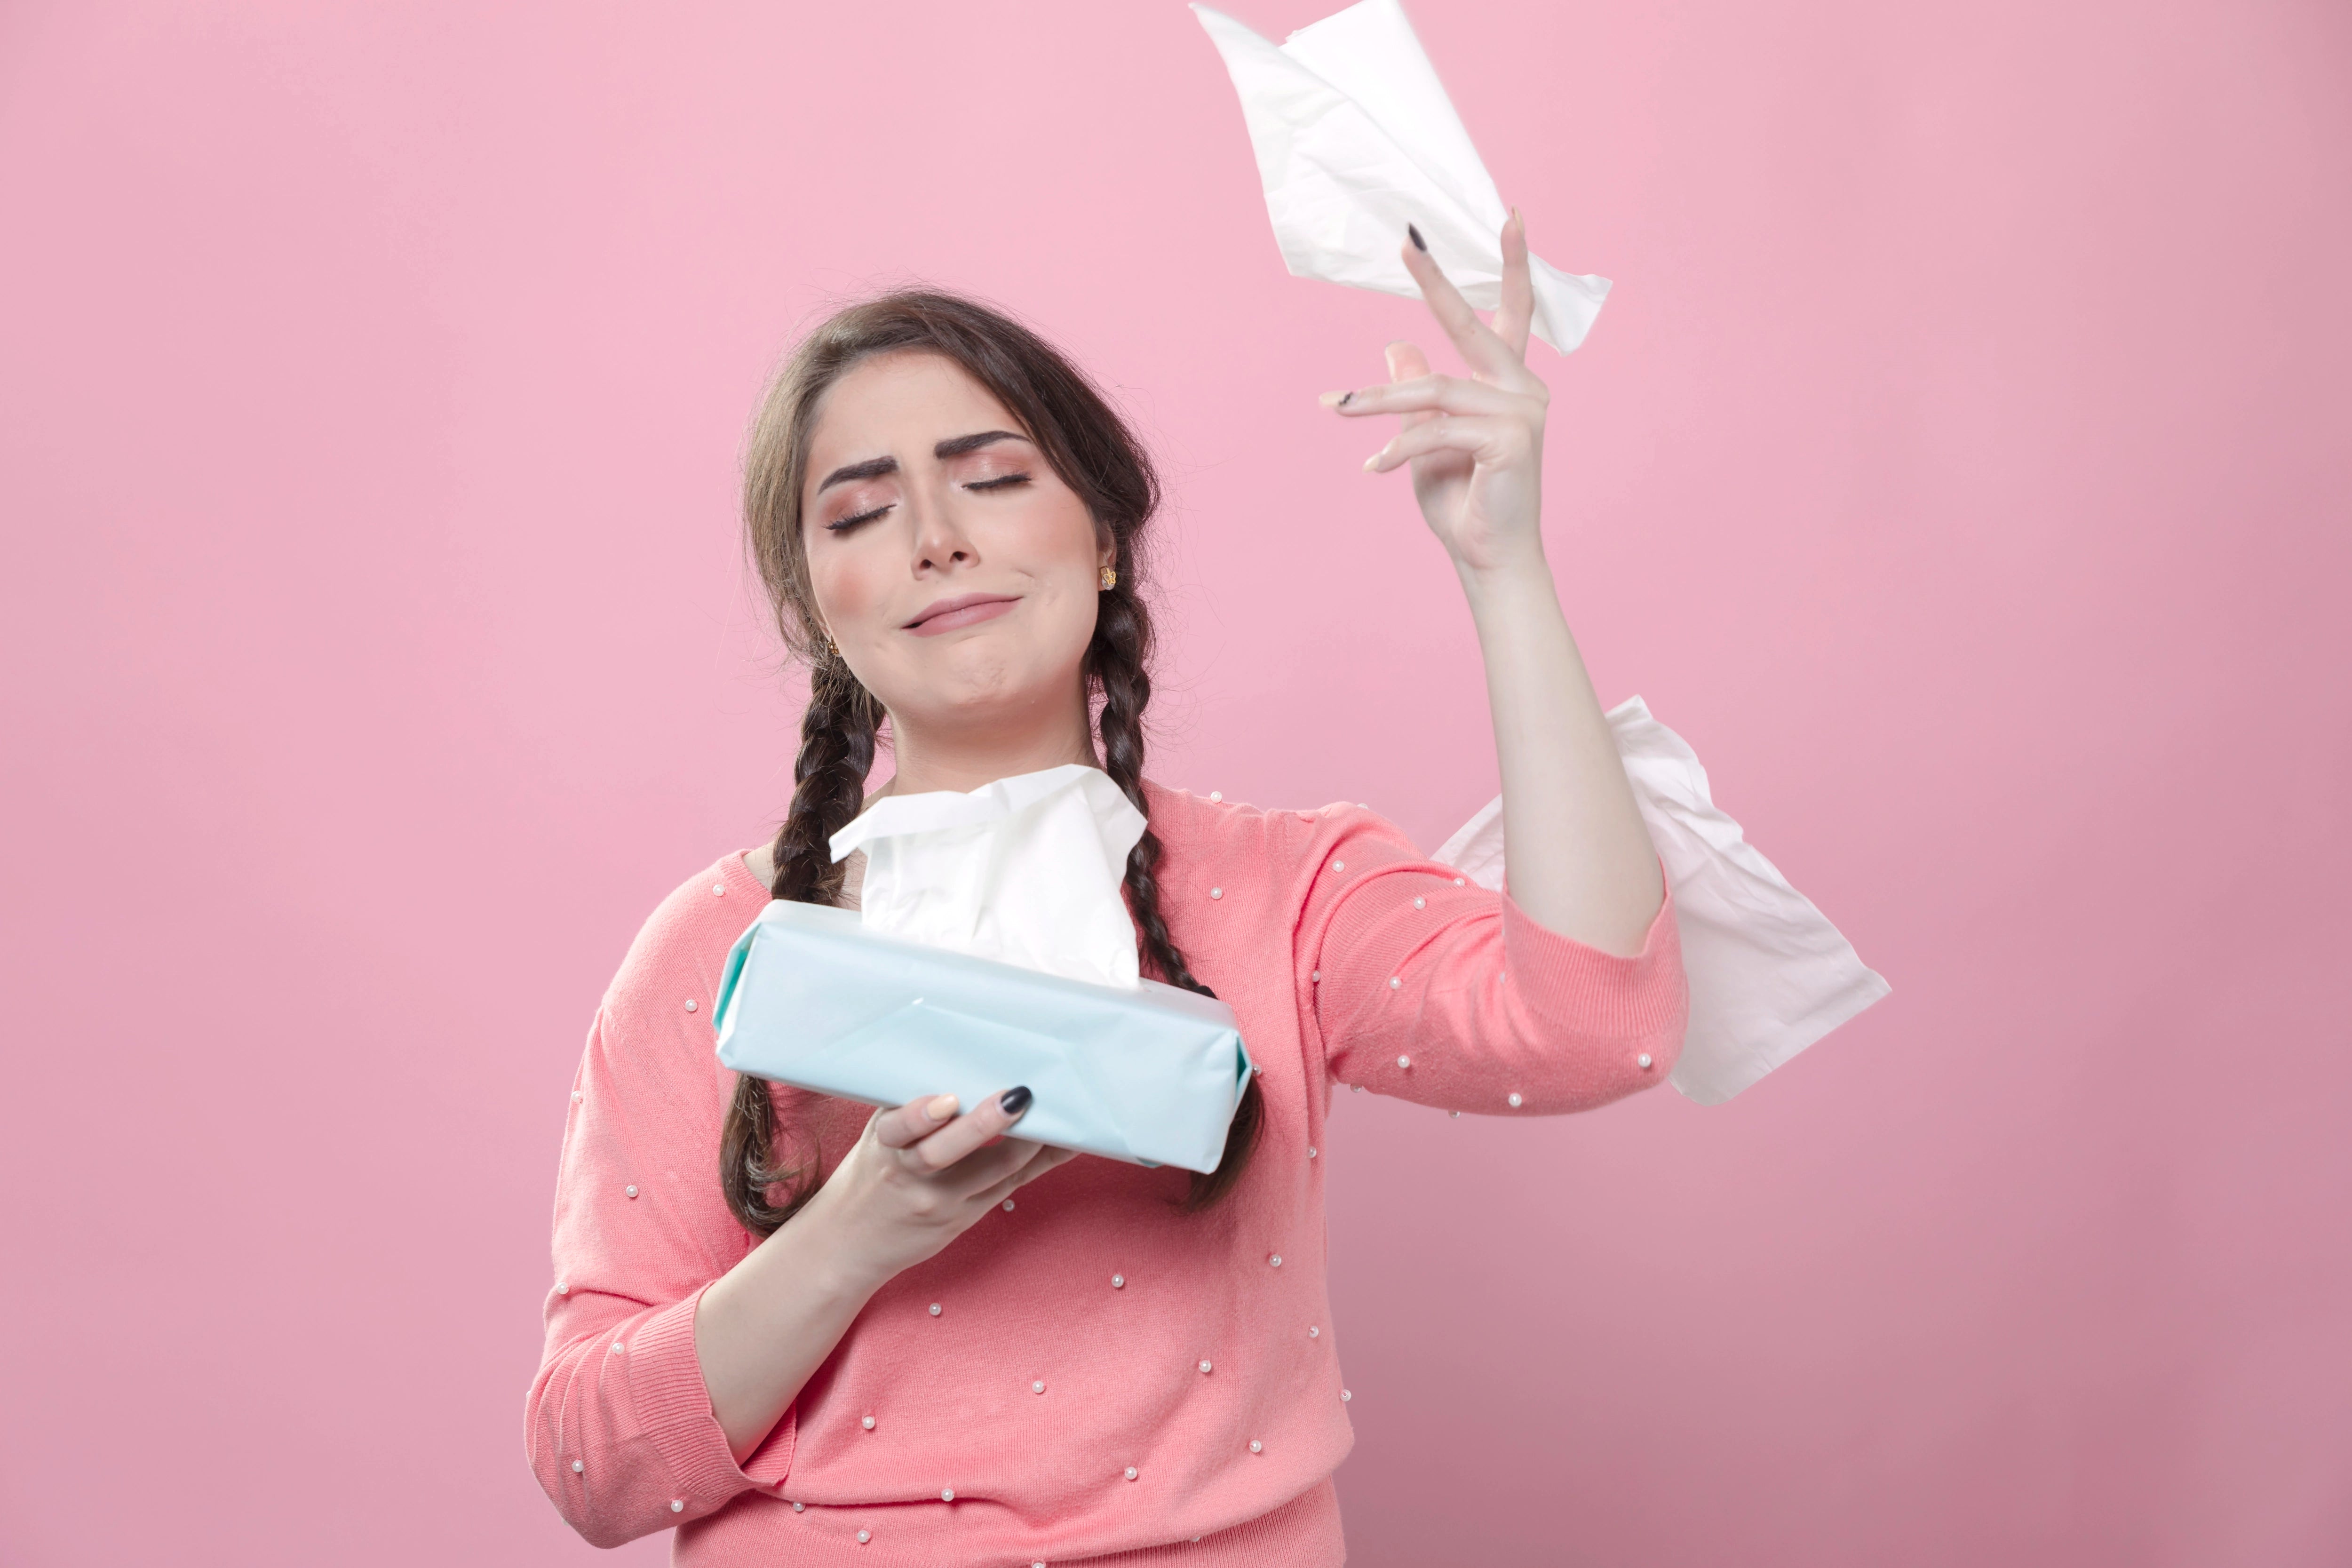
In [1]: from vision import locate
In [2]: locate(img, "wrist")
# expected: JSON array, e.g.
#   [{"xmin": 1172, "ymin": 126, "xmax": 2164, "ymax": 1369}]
[
  {"xmin": 1454, "ymin": 549, "xmax": 1561, "ymax": 615},
  {"xmin": 772, "ymin": 1184, "xmax": 893, "ymax": 1305}
]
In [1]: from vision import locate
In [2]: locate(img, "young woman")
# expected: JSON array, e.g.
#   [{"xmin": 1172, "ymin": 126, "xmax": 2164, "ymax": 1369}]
[{"xmin": 527, "ymin": 219, "xmax": 1687, "ymax": 1565}]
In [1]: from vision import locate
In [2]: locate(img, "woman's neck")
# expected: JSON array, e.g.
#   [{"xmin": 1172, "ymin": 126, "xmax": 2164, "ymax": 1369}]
[
  {"xmin": 879, "ymin": 701, "xmax": 1101, "ymax": 799},
  {"xmin": 745, "ymin": 700, "xmax": 1101, "ymax": 896}
]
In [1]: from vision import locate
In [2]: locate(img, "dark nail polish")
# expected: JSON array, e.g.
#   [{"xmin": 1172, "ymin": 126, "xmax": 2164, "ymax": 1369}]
[
  {"xmin": 1338, "ymin": 390, "xmax": 1353, "ymax": 406},
  {"xmin": 1408, "ymin": 223, "xmax": 1427, "ymax": 253},
  {"xmin": 999, "ymin": 1085, "xmax": 1033, "ymax": 1117}
]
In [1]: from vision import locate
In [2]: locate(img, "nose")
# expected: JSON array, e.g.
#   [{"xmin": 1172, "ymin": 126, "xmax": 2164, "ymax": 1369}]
[{"xmin": 907, "ymin": 480, "xmax": 979, "ymax": 577}]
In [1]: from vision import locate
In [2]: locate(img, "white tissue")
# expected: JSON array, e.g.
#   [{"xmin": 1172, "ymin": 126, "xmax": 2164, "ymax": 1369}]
[
  {"xmin": 829, "ymin": 763, "xmax": 1147, "ymax": 990},
  {"xmin": 1433, "ymin": 698, "xmax": 1891, "ymax": 1104},
  {"xmin": 1192, "ymin": 0, "xmax": 1611, "ymax": 353}
]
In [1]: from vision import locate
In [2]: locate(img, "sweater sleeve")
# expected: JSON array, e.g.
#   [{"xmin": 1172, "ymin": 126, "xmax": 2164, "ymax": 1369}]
[
  {"xmin": 524, "ymin": 887, "xmax": 794, "ymax": 1544},
  {"xmin": 1296, "ymin": 805, "xmax": 1688, "ymax": 1114}
]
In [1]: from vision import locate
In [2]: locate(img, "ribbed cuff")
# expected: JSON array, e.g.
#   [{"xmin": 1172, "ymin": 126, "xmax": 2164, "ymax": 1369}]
[
  {"xmin": 629, "ymin": 1283, "xmax": 785, "ymax": 1506},
  {"xmin": 1500, "ymin": 874, "xmax": 1689, "ymax": 1048}
]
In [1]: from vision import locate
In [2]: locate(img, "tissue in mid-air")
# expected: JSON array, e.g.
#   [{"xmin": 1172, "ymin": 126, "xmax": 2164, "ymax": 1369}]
[
  {"xmin": 1192, "ymin": 0, "xmax": 1610, "ymax": 352},
  {"xmin": 1434, "ymin": 699, "xmax": 1892, "ymax": 1104}
]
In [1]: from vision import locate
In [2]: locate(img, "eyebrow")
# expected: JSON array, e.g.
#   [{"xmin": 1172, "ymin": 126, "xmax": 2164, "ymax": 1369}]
[
  {"xmin": 814, "ymin": 430, "xmax": 1030, "ymax": 493},
  {"xmin": 933, "ymin": 429, "xmax": 1027, "ymax": 459}
]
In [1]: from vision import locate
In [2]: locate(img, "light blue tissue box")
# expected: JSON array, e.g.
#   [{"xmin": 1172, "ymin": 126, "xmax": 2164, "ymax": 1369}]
[{"xmin": 713, "ymin": 900, "xmax": 1254, "ymax": 1174}]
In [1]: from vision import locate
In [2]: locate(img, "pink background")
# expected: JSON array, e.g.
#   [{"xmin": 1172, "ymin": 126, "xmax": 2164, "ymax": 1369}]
[{"xmin": 3, "ymin": 0, "xmax": 2347, "ymax": 1562}]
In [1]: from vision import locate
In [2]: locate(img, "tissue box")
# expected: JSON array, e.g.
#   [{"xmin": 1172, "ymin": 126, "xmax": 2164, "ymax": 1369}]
[{"xmin": 713, "ymin": 899, "xmax": 1255, "ymax": 1174}]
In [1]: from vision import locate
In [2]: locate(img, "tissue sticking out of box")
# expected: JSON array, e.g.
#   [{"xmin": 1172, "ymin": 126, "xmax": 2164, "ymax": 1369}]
[
  {"xmin": 1192, "ymin": 0, "xmax": 1611, "ymax": 352},
  {"xmin": 828, "ymin": 763, "xmax": 1147, "ymax": 989}
]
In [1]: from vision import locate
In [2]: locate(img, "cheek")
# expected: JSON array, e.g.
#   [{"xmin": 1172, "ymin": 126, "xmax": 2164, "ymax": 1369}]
[
  {"xmin": 997, "ymin": 486, "xmax": 1103, "ymax": 575},
  {"xmin": 806, "ymin": 536, "xmax": 888, "ymax": 639}
]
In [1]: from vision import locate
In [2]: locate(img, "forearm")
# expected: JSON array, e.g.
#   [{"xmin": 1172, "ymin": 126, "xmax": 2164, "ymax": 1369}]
[
  {"xmin": 1460, "ymin": 551, "xmax": 1663, "ymax": 955},
  {"xmin": 692, "ymin": 1192, "xmax": 882, "ymax": 1463}
]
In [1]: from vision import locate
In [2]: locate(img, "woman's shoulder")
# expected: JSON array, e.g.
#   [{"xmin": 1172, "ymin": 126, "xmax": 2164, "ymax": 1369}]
[
  {"xmin": 1142, "ymin": 778, "xmax": 1421, "ymax": 885},
  {"xmin": 1140, "ymin": 776, "xmax": 1285, "ymax": 852},
  {"xmin": 600, "ymin": 849, "xmax": 770, "ymax": 1023}
]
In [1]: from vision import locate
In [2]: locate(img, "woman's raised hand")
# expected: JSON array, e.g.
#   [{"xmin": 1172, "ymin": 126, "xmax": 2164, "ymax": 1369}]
[
  {"xmin": 804, "ymin": 1087, "xmax": 1078, "ymax": 1289},
  {"xmin": 1311, "ymin": 215, "xmax": 1665, "ymax": 956},
  {"xmin": 1321, "ymin": 214, "xmax": 1550, "ymax": 578}
]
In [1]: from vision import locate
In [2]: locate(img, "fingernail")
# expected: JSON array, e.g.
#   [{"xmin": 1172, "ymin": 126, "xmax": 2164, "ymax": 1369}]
[
  {"xmin": 999, "ymin": 1085, "xmax": 1033, "ymax": 1117},
  {"xmin": 1318, "ymin": 390, "xmax": 1352, "ymax": 408},
  {"xmin": 926, "ymin": 1093, "xmax": 959, "ymax": 1122},
  {"xmin": 1407, "ymin": 223, "xmax": 1427, "ymax": 253},
  {"xmin": 1362, "ymin": 452, "xmax": 1383, "ymax": 472}
]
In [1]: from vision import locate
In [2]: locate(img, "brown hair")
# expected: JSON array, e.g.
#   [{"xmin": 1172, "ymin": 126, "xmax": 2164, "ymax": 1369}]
[{"xmin": 722, "ymin": 288, "xmax": 1263, "ymax": 1235}]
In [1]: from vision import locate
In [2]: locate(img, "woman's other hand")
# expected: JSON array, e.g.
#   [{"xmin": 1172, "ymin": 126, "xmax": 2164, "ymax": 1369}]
[
  {"xmin": 801, "ymin": 1087, "xmax": 1077, "ymax": 1291},
  {"xmin": 1321, "ymin": 213, "xmax": 1549, "ymax": 580},
  {"xmin": 694, "ymin": 1087, "xmax": 1075, "ymax": 1460}
]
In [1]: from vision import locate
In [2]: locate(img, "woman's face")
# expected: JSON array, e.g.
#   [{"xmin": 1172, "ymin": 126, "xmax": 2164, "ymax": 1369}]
[{"xmin": 801, "ymin": 350, "xmax": 1112, "ymax": 745}]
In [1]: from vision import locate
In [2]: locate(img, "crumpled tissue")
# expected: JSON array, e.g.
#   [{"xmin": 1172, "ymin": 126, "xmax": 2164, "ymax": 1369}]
[
  {"xmin": 1434, "ymin": 698, "xmax": 1891, "ymax": 1105},
  {"xmin": 1193, "ymin": 0, "xmax": 1610, "ymax": 352},
  {"xmin": 713, "ymin": 764, "xmax": 1254, "ymax": 1173}
]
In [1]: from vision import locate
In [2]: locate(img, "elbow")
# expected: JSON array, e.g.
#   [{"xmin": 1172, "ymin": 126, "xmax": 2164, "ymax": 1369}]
[
  {"xmin": 570, "ymin": 1512, "xmax": 653, "ymax": 1552},
  {"xmin": 1652, "ymin": 962, "xmax": 1691, "ymax": 1058},
  {"xmin": 1587, "ymin": 948, "xmax": 1692, "ymax": 1102},
  {"xmin": 1533, "ymin": 969, "xmax": 1688, "ymax": 1113},
  {"xmin": 1629, "ymin": 1022, "xmax": 1684, "ymax": 1095},
  {"xmin": 1497, "ymin": 876, "xmax": 1689, "ymax": 1093},
  {"xmin": 526, "ymin": 1452, "xmax": 661, "ymax": 1551},
  {"xmin": 1614, "ymin": 918, "xmax": 1690, "ymax": 1091},
  {"xmin": 1626, "ymin": 966, "xmax": 1691, "ymax": 1090},
  {"xmin": 1574, "ymin": 1021, "xmax": 1684, "ymax": 1111},
  {"xmin": 525, "ymin": 1390, "xmax": 662, "ymax": 1550}
]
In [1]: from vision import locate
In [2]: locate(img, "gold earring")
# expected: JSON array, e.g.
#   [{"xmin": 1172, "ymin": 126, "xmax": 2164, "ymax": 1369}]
[
  {"xmin": 1099, "ymin": 565, "xmax": 1117, "ymax": 591},
  {"xmin": 825, "ymin": 635, "xmax": 839, "ymax": 658}
]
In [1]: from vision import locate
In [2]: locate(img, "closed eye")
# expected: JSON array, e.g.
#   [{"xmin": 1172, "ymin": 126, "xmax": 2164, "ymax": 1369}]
[
  {"xmin": 827, "ymin": 503, "xmax": 892, "ymax": 532},
  {"xmin": 965, "ymin": 473, "xmax": 1031, "ymax": 492}
]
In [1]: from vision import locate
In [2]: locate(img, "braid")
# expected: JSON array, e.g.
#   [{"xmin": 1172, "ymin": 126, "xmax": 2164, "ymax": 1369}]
[
  {"xmin": 737, "ymin": 287, "xmax": 1261, "ymax": 1227},
  {"xmin": 719, "ymin": 654, "xmax": 882, "ymax": 1236},
  {"xmin": 1091, "ymin": 589, "xmax": 1264, "ymax": 1211},
  {"xmin": 768, "ymin": 655, "xmax": 884, "ymax": 905}
]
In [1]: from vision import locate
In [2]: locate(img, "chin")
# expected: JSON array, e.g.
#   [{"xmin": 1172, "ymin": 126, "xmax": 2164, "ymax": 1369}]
[{"xmin": 895, "ymin": 641, "xmax": 1073, "ymax": 724}]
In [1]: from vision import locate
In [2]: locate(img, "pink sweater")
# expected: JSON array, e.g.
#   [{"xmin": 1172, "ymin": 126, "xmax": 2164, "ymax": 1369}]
[{"xmin": 527, "ymin": 783, "xmax": 1687, "ymax": 1565}]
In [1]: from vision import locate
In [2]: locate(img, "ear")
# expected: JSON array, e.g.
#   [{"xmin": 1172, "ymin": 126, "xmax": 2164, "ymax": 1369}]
[{"xmin": 1094, "ymin": 520, "xmax": 1119, "ymax": 572}]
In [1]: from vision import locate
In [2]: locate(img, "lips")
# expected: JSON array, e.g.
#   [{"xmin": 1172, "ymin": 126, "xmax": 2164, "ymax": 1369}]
[{"xmin": 904, "ymin": 592, "xmax": 1021, "ymax": 635}]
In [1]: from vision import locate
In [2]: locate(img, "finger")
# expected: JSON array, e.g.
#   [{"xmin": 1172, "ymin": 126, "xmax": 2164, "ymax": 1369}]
[
  {"xmin": 974, "ymin": 1143, "xmax": 1079, "ymax": 1210},
  {"xmin": 874, "ymin": 1093, "xmax": 961, "ymax": 1151},
  {"xmin": 1363, "ymin": 415, "xmax": 1528, "ymax": 474},
  {"xmin": 972, "ymin": 1165, "xmax": 1029, "ymax": 1213},
  {"xmin": 1492, "ymin": 209, "xmax": 1534, "ymax": 360},
  {"xmin": 1399, "ymin": 230, "xmax": 1521, "ymax": 382},
  {"xmin": 1015, "ymin": 1144, "xmax": 1081, "ymax": 1185},
  {"xmin": 1384, "ymin": 341, "xmax": 1437, "ymax": 431},
  {"xmin": 1319, "ymin": 373, "xmax": 1529, "ymax": 420},
  {"xmin": 931, "ymin": 1134, "xmax": 1050, "ymax": 1198},
  {"xmin": 962, "ymin": 1135, "xmax": 1077, "ymax": 1196},
  {"xmin": 898, "ymin": 1085, "xmax": 1034, "ymax": 1173},
  {"xmin": 943, "ymin": 1132, "xmax": 1083, "ymax": 1205},
  {"xmin": 977, "ymin": 1139, "xmax": 1074, "ymax": 1196}
]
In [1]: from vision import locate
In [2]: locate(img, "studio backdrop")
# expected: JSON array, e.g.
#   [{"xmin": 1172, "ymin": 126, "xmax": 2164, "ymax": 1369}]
[{"xmin": 1, "ymin": 1, "xmax": 2347, "ymax": 1564}]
